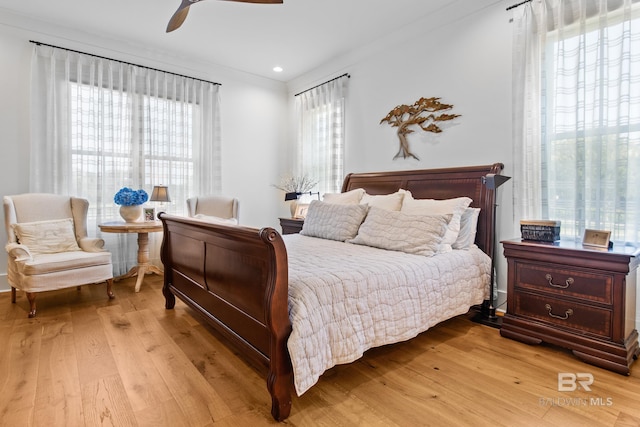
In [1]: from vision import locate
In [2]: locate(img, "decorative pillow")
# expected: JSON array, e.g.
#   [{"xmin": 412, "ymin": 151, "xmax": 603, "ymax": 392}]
[
  {"xmin": 300, "ymin": 200, "xmax": 368, "ymax": 241},
  {"xmin": 193, "ymin": 214, "xmax": 238, "ymax": 225},
  {"xmin": 360, "ymin": 191, "xmax": 405, "ymax": 211},
  {"xmin": 453, "ymin": 208, "xmax": 480, "ymax": 250},
  {"xmin": 348, "ymin": 207, "xmax": 451, "ymax": 256},
  {"xmin": 401, "ymin": 196, "xmax": 472, "ymax": 253},
  {"xmin": 12, "ymin": 218, "xmax": 81, "ymax": 254},
  {"xmin": 322, "ymin": 188, "xmax": 366, "ymax": 205}
]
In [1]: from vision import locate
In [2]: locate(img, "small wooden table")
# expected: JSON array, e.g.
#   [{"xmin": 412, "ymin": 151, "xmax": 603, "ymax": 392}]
[{"xmin": 99, "ymin": 220, "xmax": 164, "ymax": 292}]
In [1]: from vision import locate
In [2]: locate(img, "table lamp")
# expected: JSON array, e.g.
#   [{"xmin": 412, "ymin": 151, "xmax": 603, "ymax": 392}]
[{"xmin": 150, "ymin": 185, "xmax": 171, "ymax": 217}]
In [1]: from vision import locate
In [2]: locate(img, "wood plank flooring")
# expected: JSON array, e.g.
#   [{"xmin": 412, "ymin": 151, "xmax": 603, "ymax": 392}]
[{"xmin": 1, "ymin": 275, "xmax": 639, "ymax": 426}]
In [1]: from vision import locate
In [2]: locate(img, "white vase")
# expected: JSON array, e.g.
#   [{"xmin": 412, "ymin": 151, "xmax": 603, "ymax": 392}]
[
  {"xmin": 119, "ymin": 205, "xmax": 143, "ymax": 222},
  {"xmin": 289, "ymin": 200, "xmax": 298, "ymax": 217}
]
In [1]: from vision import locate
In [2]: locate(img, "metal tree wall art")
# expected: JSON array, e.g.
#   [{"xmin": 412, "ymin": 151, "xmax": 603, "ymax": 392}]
[{"xmin": 380, "ymin": 97, "xmax": 460, "ymax": 160}]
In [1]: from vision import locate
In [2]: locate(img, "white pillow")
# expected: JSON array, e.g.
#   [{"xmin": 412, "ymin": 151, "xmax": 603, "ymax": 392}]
[
  {"xmin": 12, "ymin": 218, "xmax": 81, "ymax": 254},
  {"xmin": 300, "ymin": 200, "xmax": 368, "ymax": 241},
  {"xmin": 360, "ymin": 191, "xmax": 405, "ymax": 211},
  {"xmin": 193, "ymin": 214, "xmax": 238, "ymax": 225},
  {"xmin": 322, "ymin": 188, "xmax": 365, "ymax": 205},
  {"xmin": 348, "ymin": 207, "xmax": 450, "ymax": 256},
  {"xmin": 401, "ymin": 196, "xmax": 472, "ymax": 253},
  {"xmin": 453, "ymin": 208, "xmax": 480, "ymax": 249}
]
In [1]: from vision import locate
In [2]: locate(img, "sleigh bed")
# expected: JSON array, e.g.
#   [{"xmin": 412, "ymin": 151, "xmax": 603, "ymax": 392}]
[{"xmin": 159, "ymin": 162, "xmax": 504, "ymax": 421}]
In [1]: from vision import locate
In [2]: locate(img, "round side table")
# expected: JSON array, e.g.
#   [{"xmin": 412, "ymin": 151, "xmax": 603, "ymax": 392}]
[{"xmin": 99, "ymin": 220, "xmax": 164, "ymax": 292}]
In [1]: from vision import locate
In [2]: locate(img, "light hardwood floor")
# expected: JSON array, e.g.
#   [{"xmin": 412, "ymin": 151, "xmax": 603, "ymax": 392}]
[{"xmin": 1, "ymin": 275, "xmax": 639, "ymax": 427}]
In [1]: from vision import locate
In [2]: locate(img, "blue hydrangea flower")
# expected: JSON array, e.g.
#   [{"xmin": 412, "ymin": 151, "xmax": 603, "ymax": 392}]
[{"xmin": 114, "ymin": 187, "xmax": 149, "ymax": 206}]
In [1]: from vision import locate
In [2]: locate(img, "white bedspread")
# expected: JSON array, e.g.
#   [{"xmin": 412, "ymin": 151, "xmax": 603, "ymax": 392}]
[{"xmin": 284, "ymin": 234, "xmax": 491, "ymax": 396}]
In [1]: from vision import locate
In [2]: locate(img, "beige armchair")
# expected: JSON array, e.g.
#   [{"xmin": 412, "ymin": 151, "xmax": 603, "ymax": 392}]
[
  {"xmin": 3, "ymin": 193, "xmax": 114, "ymax": 317},
  {"xmin": 186, "ymin": 195, "xmax": 239, "ymax": 223}
]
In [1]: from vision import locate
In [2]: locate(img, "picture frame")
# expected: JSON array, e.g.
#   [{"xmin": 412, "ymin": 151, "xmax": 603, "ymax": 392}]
[
  {"xmin": 294, "ymin": 203, "xmax": 310, "ymax": 219},
  {"xmin": 144, "ymin": 207, "xmax": 156, "ymax": 222},
  {"xmin": 582, "ymin": 229, "xmax": 611, "ymax": 249}
]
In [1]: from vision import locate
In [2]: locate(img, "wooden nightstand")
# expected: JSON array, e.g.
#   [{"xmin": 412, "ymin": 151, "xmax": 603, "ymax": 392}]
[
  {"xmin": 279, "ymin": 217, "xmax": 304, "ymax": 235},
  {"xmin": 501, "ymin": 239, "xmax": 640, "ymax": 375}
]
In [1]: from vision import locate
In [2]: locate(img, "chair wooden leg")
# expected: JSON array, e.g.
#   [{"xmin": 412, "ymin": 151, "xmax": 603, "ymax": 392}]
[
  {"xmin": 11, "ymin": 287, "xmax": 16, "ymax": 303},
  {"xmin": 26, "ymin": 292, "xmax": 36, "ymax": 318},
  {"xmin": 106, "ymin": 278, "xmax": 115, "ymax": 299}
]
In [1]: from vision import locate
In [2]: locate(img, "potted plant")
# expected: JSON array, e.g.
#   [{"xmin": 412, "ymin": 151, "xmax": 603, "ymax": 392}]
[{"xmin": 114, "ymin": 187, "xmax": 149, "ymax": 222}]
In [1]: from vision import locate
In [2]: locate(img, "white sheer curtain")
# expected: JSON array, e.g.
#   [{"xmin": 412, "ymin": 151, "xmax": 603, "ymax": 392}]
[
  {"xmin": 294, "ymin": 75, "xmax": 349, "ymax": 195},
  {"xmin": 30, "ymin": 44, "xmax": 222, "ymax": 274},
  {"xmin": 513, "ymin": 0, "xmax": 640, "ymax": 244}
]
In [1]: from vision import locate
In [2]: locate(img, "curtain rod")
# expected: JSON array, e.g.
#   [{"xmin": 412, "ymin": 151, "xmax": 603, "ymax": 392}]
[
  {"xmin": 506, "ymin": 0, "xmax": 532, "ymax": 11},
  {"xmin": 294, "ymin": 73, "xmax": 350, "ymax": 97},
  {"xmin": 29, "ymin": 40, "xmax": 221, "ymax": 86}
]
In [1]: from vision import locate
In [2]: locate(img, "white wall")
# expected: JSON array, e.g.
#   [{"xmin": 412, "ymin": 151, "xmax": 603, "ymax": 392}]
[
  {"xmin": 0, "ymin": 13, "xmax": 289, "ymax": 291},
  {"xmin": 288, "ymin": 0, "xmax": 515, "ymax": 312},
  {"xmin": 286, "ymin": 0, "xmax": 640, "ymax": 325},
  {"xmin": 0, "ymin": 27, "xmax": 33, "ymax": 292}
]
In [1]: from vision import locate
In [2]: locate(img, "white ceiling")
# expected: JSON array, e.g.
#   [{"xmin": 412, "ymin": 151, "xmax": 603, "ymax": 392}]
[{"xmin": 0, "ymin": 0, "xmax": 462, "ymax": 82}]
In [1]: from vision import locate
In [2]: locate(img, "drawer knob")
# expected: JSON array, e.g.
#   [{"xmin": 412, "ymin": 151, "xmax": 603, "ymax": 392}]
[
  {"xmin": 545, "ymin": 303, "xmax": 574, "ymax": 320},
  {"xmin": 545, "ymin": 274, "xmax": 574, "ymax": 289}
]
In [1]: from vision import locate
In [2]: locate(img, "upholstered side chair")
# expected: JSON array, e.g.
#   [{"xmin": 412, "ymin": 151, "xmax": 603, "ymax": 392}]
[
  {"xmin": 3, "ymin": 193, "xmax": 114, "ymax": 317},
  {"xmin": 186, "ymin": 195, "xmax": 239, "ymax": 223}
]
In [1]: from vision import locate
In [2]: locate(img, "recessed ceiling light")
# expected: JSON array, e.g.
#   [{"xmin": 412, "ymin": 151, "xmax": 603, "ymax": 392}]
[{"xmin": 273, "ymin": 66, "xmax": 283, "ymax": 73}]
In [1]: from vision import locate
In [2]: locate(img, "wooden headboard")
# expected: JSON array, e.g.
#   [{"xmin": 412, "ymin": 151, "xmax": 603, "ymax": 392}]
[{"xmin": 342, "ymin": 163, "xmax": 505, "ymax": 256}]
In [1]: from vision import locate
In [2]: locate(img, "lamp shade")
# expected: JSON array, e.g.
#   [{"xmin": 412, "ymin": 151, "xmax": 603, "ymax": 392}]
[
  {"xmin": 150, "ymin": 185, "xmax": 171, "ymax": 202},
  {"xmin": 284, "ymin": 192, "xmax": 300, "ymax": 201},
  {"xmin": 482, "ymin": 174, "xmax": 511, "ymax": 190},
  {"xmin": 284, "ymin": 191, "xmax": 321, "ymax": 201}
]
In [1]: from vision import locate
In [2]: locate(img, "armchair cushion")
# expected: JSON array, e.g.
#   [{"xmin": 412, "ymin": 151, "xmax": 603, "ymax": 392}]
[
  {"xmin": 193, "ymin": 214, "xmax": 239, "ymax": 225},
  {"xmin": 18, "ymin": 251, "xmax": 112, "ymax": 276},
  {"xmin": 11, "ymin": 218, "xmax": 81, "ymax": 254}
]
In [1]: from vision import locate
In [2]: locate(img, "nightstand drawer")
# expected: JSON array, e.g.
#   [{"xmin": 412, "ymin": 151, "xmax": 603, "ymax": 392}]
[
  {"xmin": 515, "ymin": 262, "xmax": 612, "ymax": 304},
  {"xmin": 514, "ymin": 292, "xmax": 612, "ymax": 338}
]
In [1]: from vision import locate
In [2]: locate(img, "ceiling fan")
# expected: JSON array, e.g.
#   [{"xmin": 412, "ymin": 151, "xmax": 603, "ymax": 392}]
[{"xmin": 167, "ymin": 0, "xmax": 284, "ymax": 33}]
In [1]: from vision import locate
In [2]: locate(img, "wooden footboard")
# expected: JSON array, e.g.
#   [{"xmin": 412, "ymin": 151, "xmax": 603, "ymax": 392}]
[{"xmin": 158, "ymin": 213, "xmax": 292, "ymax": 421}]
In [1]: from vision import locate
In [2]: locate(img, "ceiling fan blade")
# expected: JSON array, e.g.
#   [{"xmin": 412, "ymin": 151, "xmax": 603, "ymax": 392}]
[
  {"xmin": 167, "ymin": 0, "xmax": 283, "ymax": 33},
  {"xmin": 167, "ymin": 0, "xmax": 205, "ymax": 33},
  {"xmin": 166, "ymin": 9, "xmax": 189, "ymax": 33}
]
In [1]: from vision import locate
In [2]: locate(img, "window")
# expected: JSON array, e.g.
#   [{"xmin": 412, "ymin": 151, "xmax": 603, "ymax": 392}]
[
  {"xmin": 513, "ymin": 1, "xmax": 640, "ymax": 245},
  {"xmin": 70, "ymin": 83, "xmax": 199, "ymax": 223},
  {"xmin": 295, "ymin": 75, "xmax": 349, "ymax": 195},
  {"xmin": 31, "ymin": 44, "xmax": 221, "ymax": 273},
  {"xmin": 542, "ymin": 11, "xmax": 640, "ymax": 242}
]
